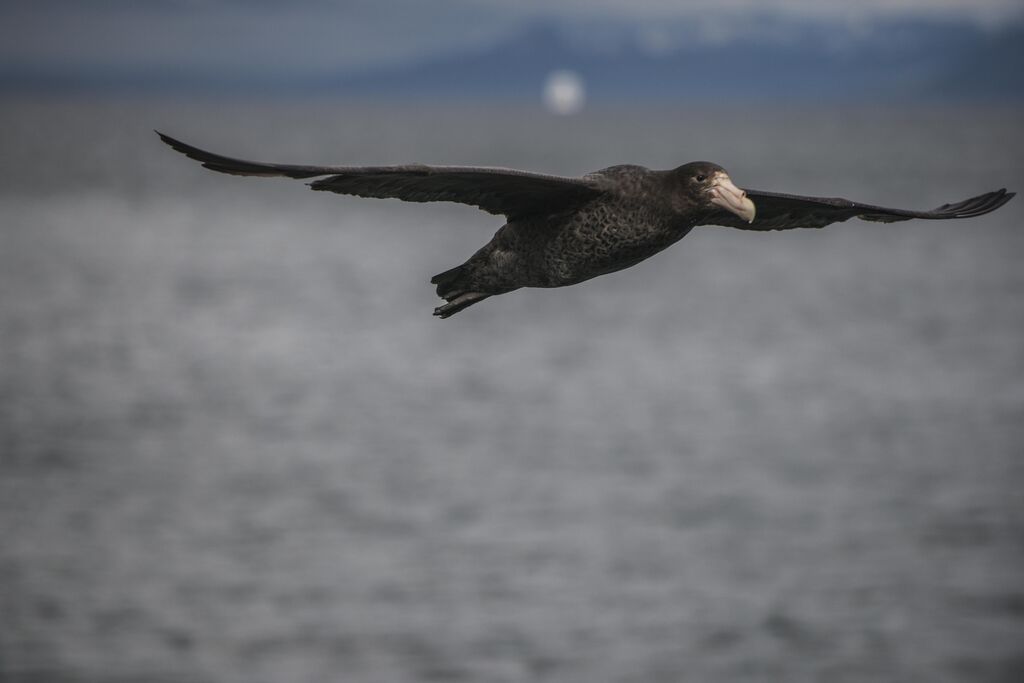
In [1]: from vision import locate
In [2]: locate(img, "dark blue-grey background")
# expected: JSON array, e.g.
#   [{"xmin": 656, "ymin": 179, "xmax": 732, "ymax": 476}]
[
  {"xmin": 2, "ymin": 0, "xmax": 1023, "ymax": 100},
  {"xmin": 2, "ymin": 2, "xmax": 1023, "ymax": 682}
]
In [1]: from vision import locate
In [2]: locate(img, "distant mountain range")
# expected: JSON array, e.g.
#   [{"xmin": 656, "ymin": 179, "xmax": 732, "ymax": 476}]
[
  {"xmin": 5, "ymin": 18, "xmax": 1022, "ymax": 101},
  {"xmin": 325, "ymin": 19, "xmax": 1024, "ymax": 102}
]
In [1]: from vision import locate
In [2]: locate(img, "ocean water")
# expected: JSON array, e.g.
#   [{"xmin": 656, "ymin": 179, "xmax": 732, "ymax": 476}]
[{"xmin": 1, "ymin": 97, "xmax": 1023, "ymax": 683}]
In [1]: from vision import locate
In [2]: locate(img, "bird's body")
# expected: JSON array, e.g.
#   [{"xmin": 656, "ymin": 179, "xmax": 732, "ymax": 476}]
[
  {"xmin": 157, "ymin": 132, "xmax": 1014, "ymax": 318},
  {"xmin": 432, "ymin": 165, "xmax": 696, "ymax": 314}
]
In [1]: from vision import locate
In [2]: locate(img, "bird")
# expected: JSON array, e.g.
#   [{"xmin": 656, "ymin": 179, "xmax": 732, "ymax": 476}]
[{"xmin": 157, "ymin": 131, "xmax": 1014, "ymax": 318}]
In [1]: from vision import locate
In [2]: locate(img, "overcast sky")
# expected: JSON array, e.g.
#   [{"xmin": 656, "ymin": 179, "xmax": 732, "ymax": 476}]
[{"xmin": 3, "ymin": 0, "xmax": 1021, "ymax": 77}]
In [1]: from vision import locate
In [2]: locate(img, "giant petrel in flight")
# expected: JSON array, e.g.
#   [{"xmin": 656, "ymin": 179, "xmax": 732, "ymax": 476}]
[{"xmin": 157, "ymin": 132, "xmax": 1013, "ymax": 318}]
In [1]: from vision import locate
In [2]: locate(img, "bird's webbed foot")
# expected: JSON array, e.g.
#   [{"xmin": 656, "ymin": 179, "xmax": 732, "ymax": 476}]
[{"xmin": 433, "ymin": 292, "xmax": 490, "ymax": 318}]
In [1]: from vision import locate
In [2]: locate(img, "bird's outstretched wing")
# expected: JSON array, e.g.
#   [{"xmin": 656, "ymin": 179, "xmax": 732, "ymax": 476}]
[
  {"xmin": 157, "ymin": 132, "xmax": 605, "ymax": 220},
  {"xmin": 702, "ymin": 188, "xmax": 1014, "ymax": 231}
]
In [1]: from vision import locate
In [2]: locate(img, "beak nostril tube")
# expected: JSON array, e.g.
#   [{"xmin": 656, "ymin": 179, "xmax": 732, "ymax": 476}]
[{"xmin": 707, "ymin": 173, "xmax": 757, "ymax": 223}]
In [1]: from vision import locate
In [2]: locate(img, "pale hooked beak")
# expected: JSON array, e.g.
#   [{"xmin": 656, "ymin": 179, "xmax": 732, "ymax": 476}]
[{"xmin": 708, "ymin": 173, "xmax": 756, "ymax": 224}]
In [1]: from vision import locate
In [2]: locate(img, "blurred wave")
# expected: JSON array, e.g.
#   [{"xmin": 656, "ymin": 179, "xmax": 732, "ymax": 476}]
[{"xmin": 1, "ymin": 97, "xmax": 1023, "ymax": 683}]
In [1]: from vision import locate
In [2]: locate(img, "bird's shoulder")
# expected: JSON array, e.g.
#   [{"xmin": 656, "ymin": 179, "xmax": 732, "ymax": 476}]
[{"xmin": 583, "ymin": 165, "xmax": 659, "ymax": 196}]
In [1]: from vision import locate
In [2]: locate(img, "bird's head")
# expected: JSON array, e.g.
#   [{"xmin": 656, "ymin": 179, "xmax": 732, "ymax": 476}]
[{"xmin": 672, "ymin": 161, "xmax": 756, "ymax": 224}]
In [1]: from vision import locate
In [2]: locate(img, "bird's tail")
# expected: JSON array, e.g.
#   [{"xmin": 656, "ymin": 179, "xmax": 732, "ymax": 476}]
[
  {"xmin": 430, "ymin": 264, "xmax": 466, "ymax": 293},
  {"xmin": 430, "ymin": 265, "xmax": 490, "ymax": 318}
]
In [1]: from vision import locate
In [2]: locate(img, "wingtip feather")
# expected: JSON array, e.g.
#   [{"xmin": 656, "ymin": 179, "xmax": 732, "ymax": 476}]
[{"xmin": 932, "ymin": 188, "xmax": 1014, "ymax": 219}]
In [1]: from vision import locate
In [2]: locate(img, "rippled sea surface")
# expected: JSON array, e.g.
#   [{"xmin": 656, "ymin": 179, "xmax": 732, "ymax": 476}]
[{"xmin": 1, "ymin": 97, "xmax": 1023, "ymax": 682}]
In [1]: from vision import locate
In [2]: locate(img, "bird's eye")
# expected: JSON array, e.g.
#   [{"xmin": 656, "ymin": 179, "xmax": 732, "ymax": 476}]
[{"xmin": 695, "ymin": 174, "xmax": 707, "ymax": 182}]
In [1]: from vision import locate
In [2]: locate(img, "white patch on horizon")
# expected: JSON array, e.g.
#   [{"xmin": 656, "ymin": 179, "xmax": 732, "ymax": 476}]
[{"xmin": 543, "ymin": 69, "xmax": 586, "ymax": 115}]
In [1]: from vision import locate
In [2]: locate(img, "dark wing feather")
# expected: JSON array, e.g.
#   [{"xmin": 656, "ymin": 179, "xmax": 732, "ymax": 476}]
[
  {"xmin": 308, "ymin": 168, "xmax": 605, "ymax": 220},
  {"xmin": 157, "ymin": 131, "xmax": 605, "ymax": 220},
  {"xmin": 702, "ymin": 188, "xmax": 1014, "ymax": 231}
]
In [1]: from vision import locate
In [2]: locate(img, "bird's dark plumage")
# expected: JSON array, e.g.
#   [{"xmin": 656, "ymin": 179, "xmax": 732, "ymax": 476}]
[
  {"xmin": 707, "ymin": 188, "xmax": 1015, "ymax": 230},
  {"xmin": 157, "ymin": 131, "xmax": 604, "ymax": 220},
  {"xmin": 157, "ymin": 131, "xmax": 1014, "ymax": 318}
]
